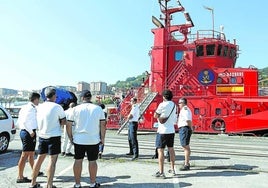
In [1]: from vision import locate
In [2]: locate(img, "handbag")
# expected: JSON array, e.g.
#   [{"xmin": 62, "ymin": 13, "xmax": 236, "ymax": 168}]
[{"xmin": 158, "ymin": 103, "xmax": 175, "ymax": 124}]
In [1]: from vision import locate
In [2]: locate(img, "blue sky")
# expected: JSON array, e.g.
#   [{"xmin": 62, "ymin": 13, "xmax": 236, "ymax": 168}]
[{"xmin": 0, "ymin": 0, "xmax": 267, "ymax": 90}]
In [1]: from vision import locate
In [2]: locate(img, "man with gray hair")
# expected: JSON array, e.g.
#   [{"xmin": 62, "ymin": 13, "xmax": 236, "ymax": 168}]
[{"xmin": 30, "ymin": 87, "xmax": 67, "ymax": 188}]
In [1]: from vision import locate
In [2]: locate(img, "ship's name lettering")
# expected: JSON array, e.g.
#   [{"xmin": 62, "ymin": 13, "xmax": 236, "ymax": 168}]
[{"xmin": 218, "ymin": 72, "xmax": 244, "ymax": 77}]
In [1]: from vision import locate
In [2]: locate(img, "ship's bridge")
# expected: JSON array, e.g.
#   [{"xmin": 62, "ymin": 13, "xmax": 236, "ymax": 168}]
[{"xmin": 186, "ymin": 30, "xmax": 239, "ymax": 68}]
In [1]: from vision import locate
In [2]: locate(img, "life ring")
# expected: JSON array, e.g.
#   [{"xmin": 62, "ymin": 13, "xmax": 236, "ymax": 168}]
[{"xmin": 211, "ymin": 118, "xmax": 226, "ymax": 131}]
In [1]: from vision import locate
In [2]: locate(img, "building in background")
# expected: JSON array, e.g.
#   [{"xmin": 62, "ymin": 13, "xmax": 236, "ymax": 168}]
[
  {"xmin": 0, "ymin": 88, "xmax": 18, "ymax": 96},
  {"xmin": 90, "ymin": 81, "xmax": 107, "ymax": 95},
  {"xmin": 77, "ymin": 81, "xmax": 90, "ymax": 92}
]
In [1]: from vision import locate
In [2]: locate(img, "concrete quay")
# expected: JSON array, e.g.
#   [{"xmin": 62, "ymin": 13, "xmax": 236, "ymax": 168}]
[{"xmin": 0, "ymin": 130, "xmax": 268, "ymax": 188}]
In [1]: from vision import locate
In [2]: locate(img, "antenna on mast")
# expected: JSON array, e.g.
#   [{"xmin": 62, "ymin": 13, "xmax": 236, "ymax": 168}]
[{"xmin": 203, "ymin": 5, "xmax": 215, "ymax": 37}]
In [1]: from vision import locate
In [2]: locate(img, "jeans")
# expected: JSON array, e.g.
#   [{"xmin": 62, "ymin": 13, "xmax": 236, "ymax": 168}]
[{"xmin": 128, "ymin": 121, "xmax": 139, "ymax": 157}]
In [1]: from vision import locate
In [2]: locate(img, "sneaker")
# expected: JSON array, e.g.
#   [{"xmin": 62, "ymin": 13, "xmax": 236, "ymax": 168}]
[
  {"xmin": 89, "ymin": 182, "xmax": 100, "ymax": 187},
  {"xmin": 131, "ymin": 155, "xmax": 138, "ymax": 161},
  {"xmin": 61, "ymin": 152, "xmax": 65, "ymax": 156},
  {"xmin": 179, "ymin": 164, "xmax": 190, "ymax": 171},
  {"xmin": 153, "ymin": 171, "xmax": 166, "ymax": 179},
  {"xmin": 151, "ymin": 154, "xmax": 158, "ymax": 159},
  {"xmin": 16, "ymin": 177, "xmax": 31, "ymax": 183},
  {"xmin": 168, "ymin": 169, "xmax": 176, "ymax": 176},
  {"xmin": 73, "ymin": 184, "xmax": 82, "ymax": 188},
  {"xmin": 65, "ymin": 152, "xmax": 74, "ymax": 157},
  {"xmin": 29, "ymin": 183, "xmax": 41, "ymax": 188}
]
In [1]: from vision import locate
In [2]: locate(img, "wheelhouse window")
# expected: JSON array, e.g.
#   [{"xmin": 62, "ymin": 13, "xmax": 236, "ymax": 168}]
[
  {"xmin": 196, "ymin": 45, "xmax": 204, "ymax": 56},
  {"xmin": 223, "ymin": 46, "xmax": 228, "ymax": 57},
  {"xmin": 217, "ymin": 44, "xmax": 222, "ymax": 56},
  {"xmin": 229, "ymin": 47, "xmax": 236, "ymax": 58},
  {"xmin": 206, "ymin": 44, "xmax": 215, "ymax": 56}
]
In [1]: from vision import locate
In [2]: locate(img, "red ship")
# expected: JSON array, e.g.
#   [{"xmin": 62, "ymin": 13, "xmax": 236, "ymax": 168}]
[{"xmin": 106, "ymin": 0, "xmax": 268, "ymax": 136}]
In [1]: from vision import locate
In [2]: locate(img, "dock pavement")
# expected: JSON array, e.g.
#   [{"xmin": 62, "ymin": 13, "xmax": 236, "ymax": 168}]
[{"xmin": 0, "ymin": 130, "xmax": 268, "ymax": 188}]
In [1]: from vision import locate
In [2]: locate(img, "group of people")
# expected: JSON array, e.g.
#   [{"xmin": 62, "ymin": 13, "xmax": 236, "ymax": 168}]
[
  {"xmin": 16, "ymin": 87, "xmax": 106, "ymax": 188},
  {"xmin": 16, "ymin": 87, "xmax": 191, "ymax": 187},
  {"xmin": 126, "ymin": 89, "xmax": 192, "ymax": 179}
]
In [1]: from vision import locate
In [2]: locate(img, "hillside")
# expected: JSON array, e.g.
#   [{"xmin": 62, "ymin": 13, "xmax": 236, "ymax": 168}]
[
  {"xmin": 109, "ymin": 72, "xmax": 146, "ymax": 90},
  {"xmin": 259, "ymin": 67, "xmax": 268, "ymax": 79}
]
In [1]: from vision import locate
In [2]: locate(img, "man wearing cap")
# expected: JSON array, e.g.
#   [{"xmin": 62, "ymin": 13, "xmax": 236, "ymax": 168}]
[
  {"xmin": 153, "ymin": 89, "xmax": 177, "ymax": 179},
  {"xmin": 68, "ymin": 90, "xmax": 106, "ymax": 188},
  {"xmin": 177, "ymin": 97, "xmax": 192, "ymax": 171},
  {"xmin": 30, "ymin": 86, "xmax": 67, "ymax": 188}
]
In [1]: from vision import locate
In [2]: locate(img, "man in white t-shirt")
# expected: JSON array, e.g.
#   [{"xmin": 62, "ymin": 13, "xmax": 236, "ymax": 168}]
[
  {"xmin": 153, "ymin": 89, "xmax": 177, "ymax": 179},
  {"xmin": 30, "ymin": 86, "xmax": 67, "ymax": 188},
  {"xmin": 68, "ymin": 90, "xmax": 106, "ymax": 188}
]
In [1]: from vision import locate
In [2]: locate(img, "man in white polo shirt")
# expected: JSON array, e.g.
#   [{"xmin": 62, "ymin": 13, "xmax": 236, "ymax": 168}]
[
  {"xmin": 17, "ymin": 92, "xmax": 42, "ymax": 184},
  {"xmin": 177, "ymin": 97, "xmax": 192, "ymax": 171},
  {"xmin": 126, "ymin": 97, "xmax": 140, "ymax": 161}
]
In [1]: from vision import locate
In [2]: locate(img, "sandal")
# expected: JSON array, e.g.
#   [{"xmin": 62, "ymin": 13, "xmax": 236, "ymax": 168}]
[{"xmin": 16, "ymin": 177, "xmax": 31, "ymax": 183}]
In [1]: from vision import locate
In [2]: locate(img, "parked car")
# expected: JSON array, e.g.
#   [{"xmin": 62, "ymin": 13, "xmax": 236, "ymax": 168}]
[{"xmin": 0, "ymin": 105, "xmax": 16, "ymax": 153}]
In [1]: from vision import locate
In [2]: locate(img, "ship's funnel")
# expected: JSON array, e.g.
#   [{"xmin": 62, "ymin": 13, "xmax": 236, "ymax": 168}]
[{"xmin": 152, "ymin": 16, "xmax": 164, "ymax": 28}]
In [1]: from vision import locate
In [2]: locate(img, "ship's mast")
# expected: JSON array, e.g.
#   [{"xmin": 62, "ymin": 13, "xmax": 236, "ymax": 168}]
[{"xmin": 158, "ymin": 0, "xmax": 185, "ymax": 28}]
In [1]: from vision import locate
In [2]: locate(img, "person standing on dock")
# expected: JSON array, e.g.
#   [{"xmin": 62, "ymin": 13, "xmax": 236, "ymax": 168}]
[
  {"xmin": 68, "ymin": 90, "xmax": 106, "ymax": 188},
  {"xmin": 30, "ymin": 87, "xmax": 67, "ymax": 188},
  {"xmin": 177, "ymin": 97, "xmax": 192, "ymax": 171},
  {"xmin": 61, "ymin": 102, "xmax": 76, "ymax": 157},
  {"xmin": 153, "ymin": 89, "xmax": 177, "ymax": 178},
  {"xmin": 16, "ymin": 92, "xmax": 43, "ymax": 184},
  {"xmin": 126, "ymin": 97, "xmax": 140, "ymax": 161}
]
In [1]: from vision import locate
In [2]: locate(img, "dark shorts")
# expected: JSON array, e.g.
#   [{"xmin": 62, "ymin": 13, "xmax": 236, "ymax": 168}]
[
  {"xmin": 155, "ymin": 133, "xmax": 175, "ymax": 149},
  {"xmin": 179, "ymin": 126, "xmax": 192, "ymax": 146},
  {"xmin": 74, "ymin": 143, "xmax": 99, "ymax": 161},
  {"xmin": 20, "ymin": 129, "xmax": 36, "ymax": 151},
  {"xmin": 38, "ymin": 136, "xmax": 61, "ymax": 155}
]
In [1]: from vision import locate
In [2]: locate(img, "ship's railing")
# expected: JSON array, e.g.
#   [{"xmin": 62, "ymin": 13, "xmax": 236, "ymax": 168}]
[
  {"xmin": 196, "ymin": 30, "xmax": 226, "ymax": 41},
  {"xmin": 172, "ymin": 30, "xmax": 230, "ymax": 44}
]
